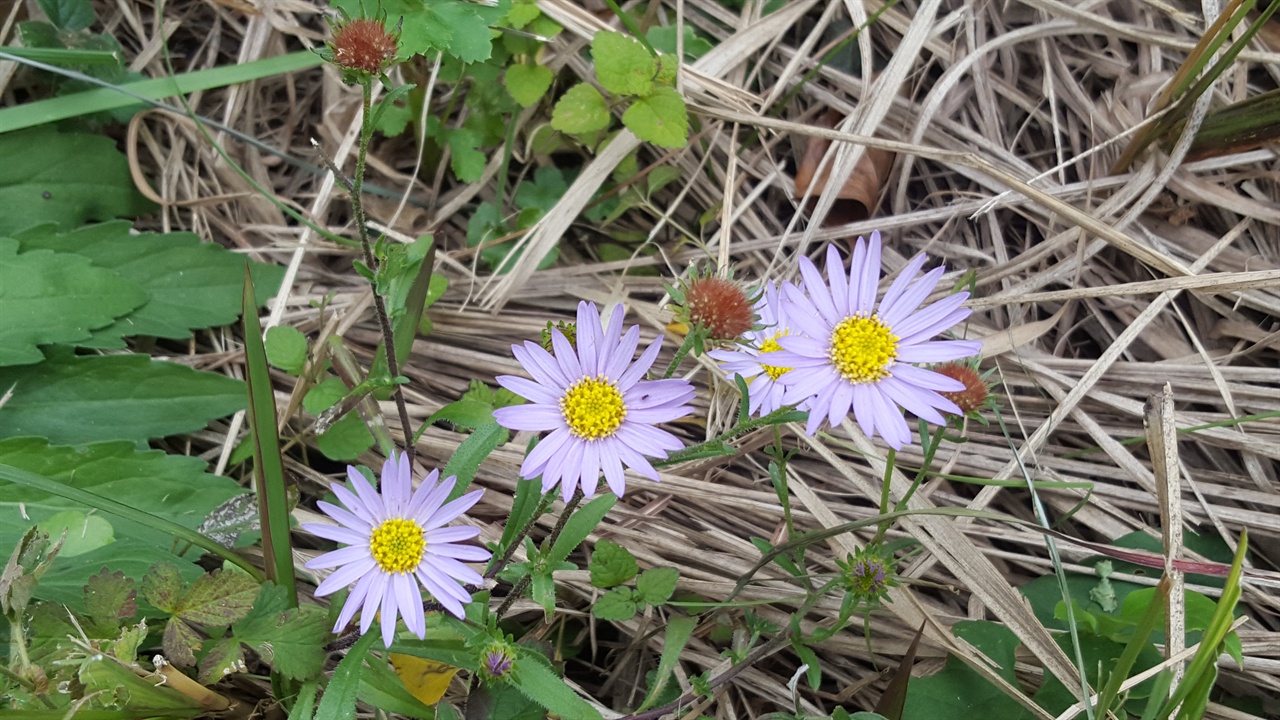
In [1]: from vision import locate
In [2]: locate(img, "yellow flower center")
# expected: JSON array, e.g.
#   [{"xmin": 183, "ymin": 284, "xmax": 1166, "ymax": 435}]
[
  {"xmin": 369, "ymin": 518, "xmax": 425, "ymax": 574},
  {"xmin": 829, "ymin": 315, "xmax": 898, "ymax": 383},
  {"xmin": 560, "ymin": 376, "xmax": 626, "ymax": 440},
  {"xmin": 758, "ymin": 333, "xmax": 791, "ymax": 381}
]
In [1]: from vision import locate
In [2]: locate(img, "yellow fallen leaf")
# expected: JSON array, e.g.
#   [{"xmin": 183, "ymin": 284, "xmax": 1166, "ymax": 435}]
[{"xmin": 389, "ymin": 653, "xmax": 459, "ymax": 706}]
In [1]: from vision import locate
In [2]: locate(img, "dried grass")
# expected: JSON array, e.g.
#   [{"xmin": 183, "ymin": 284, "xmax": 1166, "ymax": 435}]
[{"xmin": 88, "ymin": 0, "xmax": 1280, "ymax": 716}]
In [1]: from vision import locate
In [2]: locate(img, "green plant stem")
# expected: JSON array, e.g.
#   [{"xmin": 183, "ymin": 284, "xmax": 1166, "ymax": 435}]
[
  {"xmin": 655, "ymin": 406, "xmax": 806, "ymax": 467},
  {"xmin": 494, "ymin": 492, "xmax": 585, "ymax": 619},
  {"xmin": 483, "ymin": 491, "xmax": 555, "ymax": 581},
  {"xmin": 353, "ymin": 78, "xmax": 417, "ymax": 464},
  {"xmin": 872, "ymin": 448, "xmax": 896, "ymax": 543}
]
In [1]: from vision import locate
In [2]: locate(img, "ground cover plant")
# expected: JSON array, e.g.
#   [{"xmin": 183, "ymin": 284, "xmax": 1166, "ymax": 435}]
[{"xmin": 1, "ymin": 0, "xmax": 1279, "ymax": 718}]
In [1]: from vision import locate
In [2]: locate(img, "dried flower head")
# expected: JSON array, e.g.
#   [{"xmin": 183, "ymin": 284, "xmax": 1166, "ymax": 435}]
[
  {"xmin": 329, "ymin": 18, "xmax": 398, "ymax": 75},
  {"xmin": 670, "ymin": 272, "xmax": 756, "ymax": 343},
  {"xmin": 933, "ymin": 362, "xmax": 989, "ymax": 414}
]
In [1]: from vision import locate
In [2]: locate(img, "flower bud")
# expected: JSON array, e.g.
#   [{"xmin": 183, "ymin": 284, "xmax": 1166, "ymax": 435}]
[
  {"xmin": 677, "ymin": 275, "xmax": 754, "ymax": 341},
  {"xmin": 934, "ymin": 362, "xmax": 989, "ymax": 414},
  {"xmin": 329, "ymin": 18, "xmax": 398, "ymax": 75}
]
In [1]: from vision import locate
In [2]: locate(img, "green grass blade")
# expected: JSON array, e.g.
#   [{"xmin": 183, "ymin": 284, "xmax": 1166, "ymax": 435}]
[
  {"xmin": 1158, "ymin": 529, "xmax": 1247, "ymax": 720},
  {"xmin": 243, "ymin": 266, "xmax": 298, "ymax": 607},
  {"xmin": 0, "ymin": 462, "xmax": 262, "ymax": 581},
  {"xmin": 0, "ymin": 50, "xmax": 321, "ymax": 133},
  {"xmin": 1095, "ymin": 577, "xmax": 1171, "ymax": 718},
  {"xmin": 315, "ymin": 631, "xmax": 379, "ymax": 720},
  {"xmin": 0, "ymin": 46, "xmax": 121, "ymax": 65}
]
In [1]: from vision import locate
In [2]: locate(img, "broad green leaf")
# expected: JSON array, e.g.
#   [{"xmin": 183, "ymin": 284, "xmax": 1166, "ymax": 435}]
[
  {"xmin": 622, "ymin": 87, "xmax": 689, "ymax": 149},
  {"xmin": 0, "ymin": 127, "xmax": 153, "ymax": 236},
  {"xmin": 175, "ymin": 568, "xmax": 257, "ymax": 626},
  {"xmin": 15, "ymin": 222, "xmax": 286, "ymax": 348},
  {"xmin": 236, "ymin": 584, "xmax": 328, "ymax": 680},
  {"xmin": 591, "ymin": 587, "xmax": 638, "ymax": 621},
  {"xmin": 902, "ymin": 620, "xmax": 1032, "ymax": 720},
  {"xmin": 36, "ymin": 509, "xmax": 113, "ymax": 557},
  {"xmin": 427, "ymin": 0, "xmax": 499, "ymax": 63},
  {"xmin": 0, "ymin": 439, "xmax": 246, "ymax": 598},
  {"xmin": 163, "ymin": 614, "xmax": 201, "ymax": 666},
  {"xmin": 0, "ymin": 350, "xmax": 246, "ymax": 444},
  {"xmin": 37, "ymin": 0, "xmax": 95, "ymax": 31},
  {"xmin": 592, "ymin": 31, "xmax": 655, "ymax": 97},
  {"xmin": 443, "ymin": 422, "xmax": 508, "ymax": 498},
  {"xmin": 514, "ymin": 166, "xmax": 569, "ymax": 213},
  {"xmin": 446, "ymin": 127, "xmax": 486, "ymax": 183},
  {"xmin": 0, "ymin": 239, "xmax": 146, "ymax": 366},
  {"xmin": 635, "ymin": 567, "xmax": 679, "ymax": 605},
  {"xmin": 646, "ymin": 25, "xmax": 714, "ymax": 60},
  {"xmin": 505, "ymin": 1, "xmax": 540, "ymax": 29},
  {"xmin": 360, "ymin": 655, "xmax": 438, "ymax": 719},
  {"xmin": 551, "ymin": 83, "xmax": 610, "ymax": 134},
  {"xmin": 316, "ymin": 411, "xmax": 376, "ymax": 461},
  {"xmin": 589, "ymin": 540, "xmax": 638, "ymax": 589},
  {"xmin": 505, "ymin": 63, "xmax": 554, "ymax": 107}
]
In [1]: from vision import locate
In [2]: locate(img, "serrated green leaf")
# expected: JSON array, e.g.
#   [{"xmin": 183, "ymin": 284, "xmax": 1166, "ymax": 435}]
[
  {"xmin": 163, "ymin": 616, "xmax": 200, "ymax": 667},
  {"xmin": 0, "ymin": 127, "xmax": 153, "ymax": 236},
  {"xmin": 359, "ymin": 655, "xmax": 438, "ymax": 720},
  {"xmin": 41, "ymin": 539, "xmax": 207, "ymax": 611},
  {"xmin": 236, "ymin": 585, "xmax": 328, "ymax": 681},
  {"xmin": 622, "ymin": 87, "xmax": 688, "ymax": 149},
  {"xmin": 510, "ymin": 649, "xmax": 603, "ymax": 720},
  {"xmin": 176, "ymin": 568, "xmax": 258, "ymax": 626},
  {"xmin": 373, "ymin": 98, "xmax": 413, "ymax": 137},
  {"xmin": 506, "ymin": 1, "xmax": 540, "ymax": 28},
  {"xmin": 505, "ymin": 63, "xmax": 553, "ymax": 107},
  {"xmin": 14, "ymin": 222, "xmax": 285, "ymax": 348},
  {"xmin": 514, "ymin": 166, "xmax": 568, "ymax": 212},
  {"xmin": 0, "ymin": 350, "xmax": 246, "ymax": 444},
  {"xmin": 592, "ymin": 31, "xmax": 655, "ymax": 97},
  {"xmin": 635, "ymin": 567, "xmax": 679, "ymax": 605},
  {"xmin": 591, "ymin": 587, "xmax": 638, "ymax": 621},
  {"xmin": 141, "ymin": 563, "xmax": 185, "ymax": 613},
  {"xmin": 0, "ymin": 238, "xmax": 147, "ymax": 366},
  {"xmin": 551, "ymin": 83, "xmax": 610, "ymax": 134},
  {"xmin": 589, "ymin": 540, "xmax": 638, "ymax": 589},
  {"xmin": 547, "ymin": 494, "xmax": 615, "ymax": 565},
  {"xmin": 316, "ymin": 410, "xmax": 376, "ymax": 461},
  {"xmin": 429, "ymin": 0, "xmax": 499, "ymax": 63},
  {"xmin": 83, "ymin": 568, "xmax": 137, "ymax": 630},
  {"xmin": 198, "ymin": 637, "xmax": 244, "ymax": 682},
  {"xmin": 315, "ymin": 630, "xmax": 378, "ymax": 720},
  {"xmin": 264, "ymin": 326, "xmax": 308, "ymax": 374},
  {"xmin": 443, "ymin": 421, "xmax": 508, "ymax": 497}
]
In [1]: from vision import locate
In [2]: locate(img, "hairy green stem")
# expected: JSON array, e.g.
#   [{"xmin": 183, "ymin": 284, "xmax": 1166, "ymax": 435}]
[{"xmin": 494, "ymin": 492, "xmax": 585, "ymax": 619}]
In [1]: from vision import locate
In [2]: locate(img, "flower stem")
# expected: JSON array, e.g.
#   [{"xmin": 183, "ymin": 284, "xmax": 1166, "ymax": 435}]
[
  {"xmin": 661, "ymin": 332, "xmax": 697, "ymax": 379},
  {"xmin": 493, "ymin": 491, "xmax": 584, "ymax": 620},
  {"xmin": 352, "ymin": 78, "xmax": 416, "ymax": 464},
  {"xmin": 483, "ymin": 490, "xmax": 555, "ymax": 581},
  {"xmin": 873, "ymin": 448, "xmax": 897, "ymax": 544},
  {"xmin": 655, "ymin": 405, "xmax": 805, "ymax": 467}
]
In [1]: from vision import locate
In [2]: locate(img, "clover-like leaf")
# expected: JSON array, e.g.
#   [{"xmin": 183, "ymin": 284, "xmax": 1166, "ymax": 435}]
[
  {"xmin": 592, "ymin": 587, "xmax": 639, "ymax": 621},
  {"xmin": 635, "ymin": 567, "xmax": 679, "ymax": 605},
  {"xmin": 592, "ymin": 31, "xmax": 655, "ymax": 97},
  {"xmin": 590, "ymin": 540, "xmax": 639, "ymax": 589}
]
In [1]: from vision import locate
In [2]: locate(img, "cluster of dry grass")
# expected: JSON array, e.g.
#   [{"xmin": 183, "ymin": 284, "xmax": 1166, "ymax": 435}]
[{"xmin": 87, "ymin": 0, "xmax": 1280, "ymax": 716}]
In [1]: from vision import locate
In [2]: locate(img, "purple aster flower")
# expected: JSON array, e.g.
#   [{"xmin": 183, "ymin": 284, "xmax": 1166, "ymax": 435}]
[
  {"xmin": 771, "ymin": 231, "xmax": 982, "ymax": 448},
  {"xmin": 708, "ymin": 282, "xmax": 802, "ymax": 417},
  {"xmin": 303, "ymin": 452, "xmax": 491, "ymax": 647},
  {"xmin": 494, "ymin": 301, "xmax": 695, "ymax": 502}
]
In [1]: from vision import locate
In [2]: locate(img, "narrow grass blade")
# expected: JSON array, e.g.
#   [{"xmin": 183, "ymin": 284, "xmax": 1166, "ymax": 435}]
[
  {"xmin": 0, "ymin": 46, "xmax": 121, "ymax": 65},
  {"xmin": 1095, "ymin": 577, "xmax": 1171, "ymax": 718},
  {"xmin": 0, "ymin": 50, "xmax": 321, "ymax": 133},
  {"xmin": 0, "ymin": 462, "xmax": 261, "ymax": 581},
  {"xmin": 243, "ymin": 266, "xmax": 297, "ymax": 607}
]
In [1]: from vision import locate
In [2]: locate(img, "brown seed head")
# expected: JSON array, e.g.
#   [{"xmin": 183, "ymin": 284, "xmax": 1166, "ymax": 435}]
[
  {"xmin": 935, "ymin": 362, "xmax": 988, "ymax": 414},
  {"xmin": 331, "ymin": 18, "xmax": 398, "ymax": 74},
  {"xmin": 684, "ymin": 276, "xmax": 754, "ymax": 340}
]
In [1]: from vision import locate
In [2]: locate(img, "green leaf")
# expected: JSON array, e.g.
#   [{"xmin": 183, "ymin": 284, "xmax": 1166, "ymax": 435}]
[
  {"xmin": 446, "ymin": 127, "xmax": 487, "ymax": 182},
  {"xmin": 0, "ymin": 527, "xmax": 60, "ymax": 617},
  {"xmin": 589, "ymin": 539, "xmax": 638, "ymax": 588},
  {"xmin": 635, "ymin": 567, "xmax": 679, "ymax": 605},
  {"xmin": 0, "ymin": 127, "xmax": 153, "ymax": 236},
  {"xmin": 288, "ymin": 680, "xmax": 319, "ymax": 720},
  {"xmin": 622, "ymin": 86, "xmax": 688, "ymax": 149},
  {"xmin": 0, "ymin": 238, "xmax": 147, "ymax": 366},
  {"xmin": 547, "ymin": 494, "xmax": 615, "ymax": 564},
  {"xmin": 372, "ymin": 98, "xmax": 413, "ymax": 137},
  {"xmin": 514, "ymin": 166, "xmax": 569, "ymax": 213},
  {"xmin": 0, "ymin": 350, "xmax": 246, "ymax": 444},
  {"xmin": 264, "ymin": 326, "xmax": 308, "ymax": 374},
  {"xmin": 510, "ymin": 649, "xmax": 603, "ymax": 720},
  {"xmin": 551, "ymin": 83, "xmax": 610, "ymax": 134},
  {"xmin": 14, "ymin": 222, "xmax": 286, "ymax": 348},
  {"xmin": 36, "ymin": 509, "xmax": 113, "ymax": 557},
  {"xmin": 198, "ymin": 637, "xmax": 244, "ymax": 683},
  {"xmin": 636, "ymin": 615, "xmax": 694, "ymax": 710},
  {"xmin": 358, "ymin": 656, "xmax": 438, "ymax": 720},
  {"xmin": 315, "ymin": 630, "xmax": 378, "ymax": 720},
  {"xmin": 141, "ymin": 563, "xmax": 185, "ymax": 614},
  {"xmin": 591, "ymin": 587, "xmax": 638, "ymax": 621},
  {"xmin": 902, "ymin": 620, "xmax": 1032, "ymax": 720},
  {"xmin": 316, "ymin": 411, "xmax": 376, "ymax": 461},
  {"xmin": 175, "ymin": 568, "xmax": 258, "ymax": 626},
  {"xmin": 38, "ymin": 0, "xmax": 95, "ymax": 31},
  {"xmin": 443, "ymin": 422, "xmax": 509, "ymax": 497},
  {"xmin": 505, "ymin": 1, "xmax": 540, "ymax": 28},
  {"xmin": 505, "ymin": 63, "xmax": 554, "ymax": 107},
  {"xmin": 592, "ymin": 31, "xmax": 655, "ymax": 97},
  {"xmin": 83, "ymin": 568, "xmax": 137, "ymax": 631},
  {"xmin": 238, "ymin": 603, "xmax": 329, "ymax": 680},
  {"xmin": 645, "ymin": 25, "xmax": 714, "ymax": 60},
  {"xmin": 428, "ymin": 0, "xmax": 497, "ymax": 63}
]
